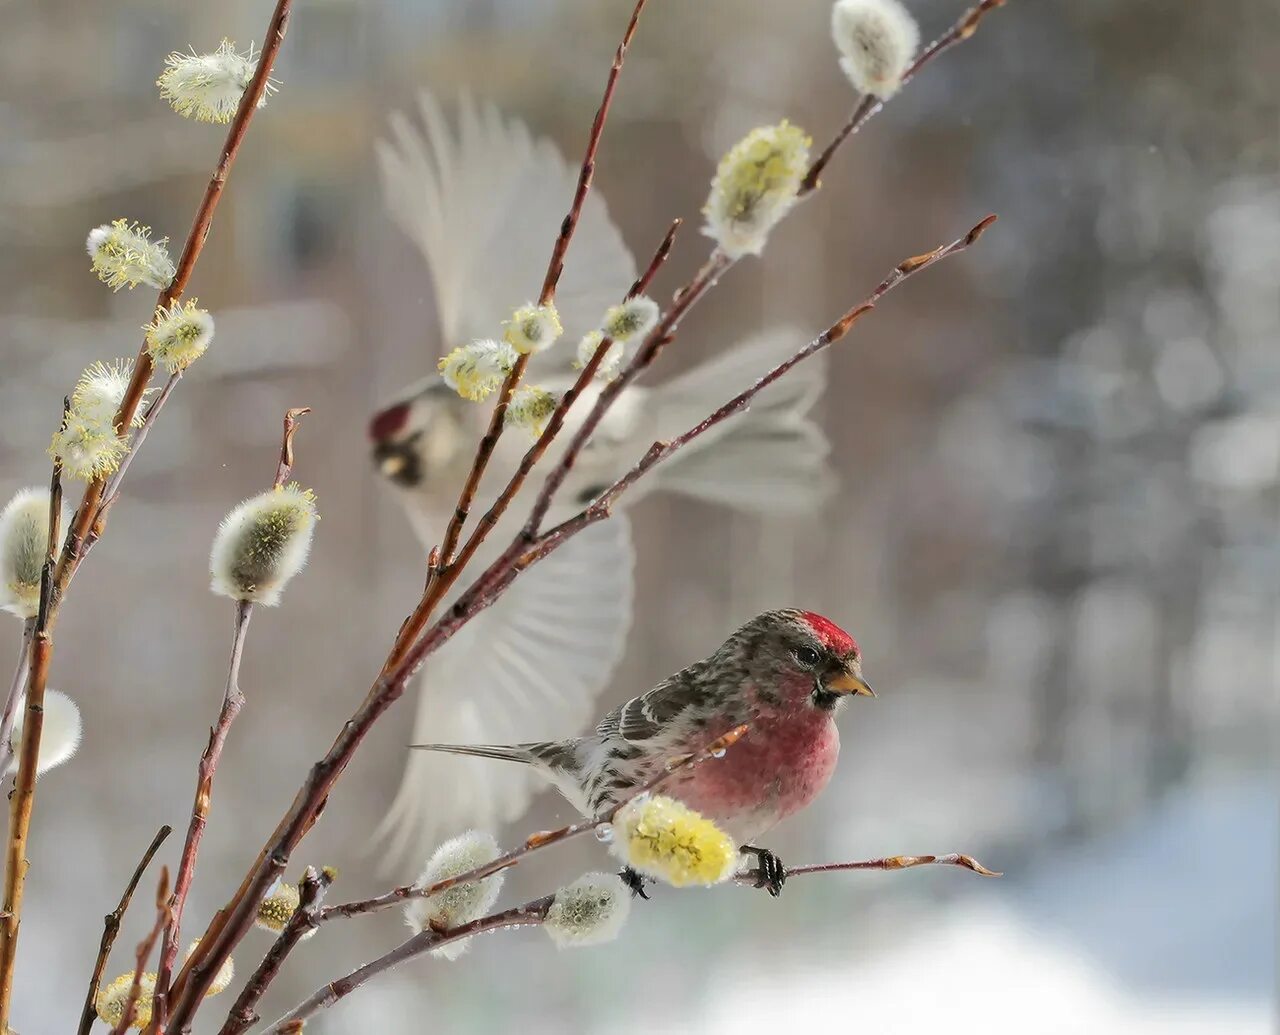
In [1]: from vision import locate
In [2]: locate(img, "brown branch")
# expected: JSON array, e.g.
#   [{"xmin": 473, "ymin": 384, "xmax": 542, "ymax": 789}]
[
  {"xmin": 539, "ymin": 0, "xmax": 649, "ymax": 304},
  {"xmin": 320, "ymin": 724, "xmax": 747, "ymax": 925},
  {"xmin": 113, "ymin": 868, "xmax": 172, "ymax": 1035},
  {"xmin": 737, "ymin": 852, "xmax": 1002, "ymax": 887},
  {"xmin": 0, "ymin": 448, "xmax": 62, "ymax": 1028},
  {"xmin": 802, "ymin": 0, "xmax": 1009, "ymax": 193},
  {"xmin": 52, "ymin": 0, "xmax": 294, "ymax": 608},
  {"xmin": 77, "ymin": 825, "xmax": 173, "ymax": 1035},
  {"xmin": 268, "ymin": 896, "xmax": 554, "ymax": 1031},
  {"xmin": 217, "ymin": 866, "xmax": 334, "ymax": 1035},
  {"xmin": 273, "ymin": 407, "xmax": 311, "ymax": 489},
  {"xmin": 151, "ymin": 599, "xmax": 254, "ymax": 1024}
]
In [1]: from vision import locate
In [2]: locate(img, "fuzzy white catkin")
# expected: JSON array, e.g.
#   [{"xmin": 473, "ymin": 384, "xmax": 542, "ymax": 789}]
[
  {"xmin": 209, "ymin": 484, "xmax": 318, "ymax": 606},
  {"xmin": 146, "ymin": 300, "xmax": 215, "ymax": 373},
  {"xmin": 702, "ymin": 122, "xmax": 811, "ymax": 260},
  {"xmin": 574, "ymin": 331, "xmax": 626, "ymax": 381},
  {"xmin": 601, "ymin": 296, "xmax": 660, "ymax": 343},
  {"xmin": 830, "ymin": 0, "xmax": 920, "ymax": 99},
  {"xmin": 184, "ymin": 939, "xmax": 235, "ymax": 996},
  {"xmin": 544, "ymin": 872, "xmax": 631, "ymax": 948},
  {"xmin": 403, "ymin": 830, "xmax": 506, "ymax": 961},
  {"xmin": 96, "ymin": 971, "xmax": 157, "ymax": 1028},
  {"xmin": 8, "ymin": 689, "xmax": 83, "ymax": 776},
  {"xmin": 0, "ymin": 488, "xmax": 65, "ymax": 619}
]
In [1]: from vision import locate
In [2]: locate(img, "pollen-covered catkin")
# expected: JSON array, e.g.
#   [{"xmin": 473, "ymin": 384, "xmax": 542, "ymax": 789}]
[
  {"xmin": 438, "ymin": 339, "xmax": 518, "ymax": 401},
  {"xmin": 255, "ymin": 879, "xmax": 302, "ymax": 933},
  {"xmin": 403, "ymin": 830, "xmax": 506, "ymax": 960},
  {"xmin": 702, "ymin": 122, "xmax": 811, "ymax": 260},
  {"xmin": 504, "ymin": 386, "xmax": 558, "ymax": 438},
  {"xmin": 157, "ymin": 39, "xmax": 278, "ymax": 123},
  {"xmin": 544, "ymin": 872, "xmax": 631, "ymax": 948},
  {"xmin": 0, "ymin": 488, "xmax": 65, "ymax": 619},
  {"xmin": 830, "ymin": 0, "xmax": 920, "ymax": 99},
  {"xmin": 609, "ymin": 793, "xmax": 739, "ymax": 888},
  {"xmin": 86, "ymin": 220, "xmax": 175, "ymax": 291},
  {"xmin": 209, "ymin": 483, "xmax": 318, "ymax": 606},
  {"xmin": 601, "ymin": 296, "xmax": 660, "ymax": 343},
  {"xmin": 502, "ymin": 302, "xmax": 563, "ymax": 355},
  {"xmin": 95, "ymin": 972, "xmax": 157, "ymax": 1028},
  {"xmin": 146, "ymin": 301, "xmax": 215, "ymax": 373}
]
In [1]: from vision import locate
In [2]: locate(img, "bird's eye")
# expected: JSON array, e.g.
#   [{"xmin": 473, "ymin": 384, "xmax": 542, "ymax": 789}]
[{"xmin": 795, "ymin": 646, "xmax": 821, "ymax": 668}]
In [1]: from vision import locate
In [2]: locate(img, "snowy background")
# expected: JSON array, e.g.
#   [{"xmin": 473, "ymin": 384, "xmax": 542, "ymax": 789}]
[{"xmin": 1, "ymin": 0, "xmax": 1277, "ymax": 1032}]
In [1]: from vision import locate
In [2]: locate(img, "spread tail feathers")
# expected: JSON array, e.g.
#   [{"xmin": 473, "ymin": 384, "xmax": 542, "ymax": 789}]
[{"xmin": 651, "ymin": 328, "xmax": 833, "ymax": 514}]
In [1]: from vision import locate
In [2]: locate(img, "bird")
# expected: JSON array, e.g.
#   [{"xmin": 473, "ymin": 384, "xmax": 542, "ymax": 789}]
[
  {"xmin": 368, "ymin": 90, "xmax": 835, "ymax": 870},
  {"xmin": 409, "ymin": 608, "xmax": 874, "ymax": 896}
]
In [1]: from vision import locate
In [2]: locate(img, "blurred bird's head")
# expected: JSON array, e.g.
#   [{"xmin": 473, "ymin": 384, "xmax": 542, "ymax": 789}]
[{"xmin": 368, "ymin": 377, "xmax": 471, "ymax": 493}]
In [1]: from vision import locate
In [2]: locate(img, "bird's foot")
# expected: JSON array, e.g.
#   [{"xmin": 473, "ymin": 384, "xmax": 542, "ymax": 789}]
[
  {"xmin": 741, "ymin": 845, "xmax": 787, "ymax": 898},
  {"xmin": 618, "ymin": 866, "xmax": 652, "ymax": 900}
]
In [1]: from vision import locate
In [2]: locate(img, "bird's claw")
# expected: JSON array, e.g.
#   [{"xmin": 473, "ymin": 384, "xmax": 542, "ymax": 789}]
[
  {"xmin": 618, "ymin": 866, "xmax": 652, "ymax": 900},
  {"xmin": 741, "ymin": 845, "xmax": 787, "ymax": 898}
]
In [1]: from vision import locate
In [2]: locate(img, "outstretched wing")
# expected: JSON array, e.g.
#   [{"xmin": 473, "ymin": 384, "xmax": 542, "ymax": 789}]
[
  {"xmin": 373, "ymin": 517, "xmax": 635, "ymax": 870},
  {"xmin": 376, "ymin": 90, "xmax": 638, "ymax": 355}
]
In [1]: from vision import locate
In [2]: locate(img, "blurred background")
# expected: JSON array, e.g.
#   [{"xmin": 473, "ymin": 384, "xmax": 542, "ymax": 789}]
[{"xmin": 1, "ymin": 0, "xmax": 1276, "ymax": 1031}]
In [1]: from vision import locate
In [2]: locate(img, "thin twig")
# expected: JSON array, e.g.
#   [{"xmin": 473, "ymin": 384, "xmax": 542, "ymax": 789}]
[
  {"xmin": 266, "ymin": 896, "xmax": 555, "ymax": 1031},
  {"xmin": 217, "ymin": 866, "xmax": 334, "ymax": 1035},
  {"xmin": 152, "ymin": 600, "xmax": 254, "ymax": 1024},
  {"xmin": 272, "ymin": 408, "xmax": 312, "ymax": 489},
  {"xmin": 52, "ymin": 0, "xmax": 294, "ymax": 609},
  {"xmin": 0, "ymin": 447, "xmax": 62, "ymax": 1028},
  {"xmin": 273, "ymin": 850, "xmax": 999, "ymax": 1028},
  {"xmin": 801, "ymin": 0, "xmax": 1009, "ymax": 193},
  {"xmin": 113, "ymin": 868, "xmax": 172, "ymax": 1035},
  {"xmin": 98, "ymin": 371, "xmax": 184, "ymax": 516},
  {"xmin": 737, "ymin": 852, "xmax": 1002, "ymax": 887},
  {"xmin": 0, "ymin": 619, "xmax": 35, "ymax": 778},
  {"xmin": 539, "ymin": 0, "xmax": 650, "ymax": 304},
  {"xmin": 77, "ymin": 826, "xmax": 173, "ymax": 1035},
  {"xmin": 320, "ymin": 724, "xmax": 747, "ymax": 924}
]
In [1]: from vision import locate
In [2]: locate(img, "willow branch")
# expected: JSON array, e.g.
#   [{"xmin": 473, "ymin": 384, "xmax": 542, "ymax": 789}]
[
  {"xmin": 77, "ymin": 826, "xmax": 173, "ymax": 1035},
  {"xmin": 151, "ymin": 600, "xmax": 253, "ymax": 1023},
  {"xmin": 802, "ymin": 0, "xmax": 1008, "ymax": 193},
  {"xmin": 216, "ymin": 866, "xmax": 333, "ymax": 1035},
  {"xmin": 0, "ymin": 619, "xmax": 35, "ymax": 779},
  {"xmin": 113, "ymin": 869, "xmax": 172, "ymax": 1035},
  {"xmin": 266, "ymin": 897, "xmax": 554, "ymax": 1032},
  {"xmin": 737, "ymin": 852, "xmax": 1002, "ymax": 887},
  {"xmin": 0, "ymin": 452, "xmax": 62, "ymax": 1028},
  {"xmin": 52, "ymin": 0, "xmax": 294, "ymax": 609}
]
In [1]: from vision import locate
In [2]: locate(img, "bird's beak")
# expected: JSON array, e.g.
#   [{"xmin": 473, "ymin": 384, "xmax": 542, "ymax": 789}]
[{"xmin": 826, "ymin": 668, "xmax": 876, "ymax": 697}]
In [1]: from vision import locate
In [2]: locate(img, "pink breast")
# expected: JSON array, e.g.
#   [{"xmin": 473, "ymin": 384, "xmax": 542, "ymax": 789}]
[{"xmin": 666, "ymin": 712, "xmax": 841, "ymax": 838}]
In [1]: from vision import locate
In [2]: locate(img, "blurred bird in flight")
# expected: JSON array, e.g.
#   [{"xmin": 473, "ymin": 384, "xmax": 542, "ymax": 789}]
[{"xmin": 369, "ymin": 92, "xmax": 835, "ymax": 868}]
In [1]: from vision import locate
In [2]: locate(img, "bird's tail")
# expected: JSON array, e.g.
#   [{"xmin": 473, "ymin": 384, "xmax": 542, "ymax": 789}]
[
  {"xmin": 648, "ymin": 328, "xmax": 833, "ymax": 514},
  {"xmin": 408, "ymin": 742, "xmax": 542, "ymax": 765}
]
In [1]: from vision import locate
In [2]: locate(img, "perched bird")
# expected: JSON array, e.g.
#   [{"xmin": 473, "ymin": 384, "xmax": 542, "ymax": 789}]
[
  {"xmin": 369, "ymin": 91, "xmax": 834, "ymax": 869},
  {"xmin": 410, "ymin": 609, "xmax": 873, "ymax": 896}
]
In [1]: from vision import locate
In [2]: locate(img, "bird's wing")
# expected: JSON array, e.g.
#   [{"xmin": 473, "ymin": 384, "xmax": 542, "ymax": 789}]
[
  {"xmin": 375, "ymin": 90, "xmax": 637, "ymax": 355},
  {"xmin": 373, "ymin": 517, "xmax": 635, "ymax": 870},
  {"xmin": 597, "ymin": 671, "xmax": 708, "ymax": 744}
]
